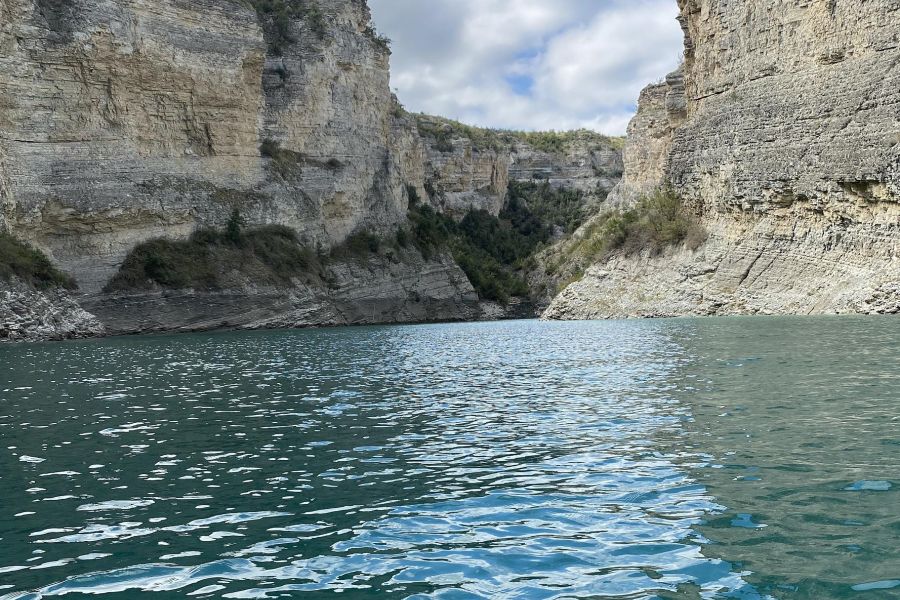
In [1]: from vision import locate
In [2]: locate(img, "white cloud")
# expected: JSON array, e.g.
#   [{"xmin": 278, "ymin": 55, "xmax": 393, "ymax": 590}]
[{"xmin": 369, "ymin": 0, "xmax": 683, "ymax": 135}]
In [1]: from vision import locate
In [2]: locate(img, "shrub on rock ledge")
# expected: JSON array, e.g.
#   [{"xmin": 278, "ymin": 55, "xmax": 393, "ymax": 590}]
[
  {"xmin": 104, "ymin": 221, "xmax": 322, "ymax": 292},
  {"xmin": 0, "ymin": 233, "xmax": 76, "ymax": 290},
  {"xmin": 571, "ymin": 188, "xmax": 706, "ymax": 263}
]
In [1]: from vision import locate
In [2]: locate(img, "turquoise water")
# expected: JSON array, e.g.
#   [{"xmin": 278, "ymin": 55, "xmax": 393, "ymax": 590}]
[{"xmin": 0, "ymin": 317, "xmax": 897, "ymax": 599}]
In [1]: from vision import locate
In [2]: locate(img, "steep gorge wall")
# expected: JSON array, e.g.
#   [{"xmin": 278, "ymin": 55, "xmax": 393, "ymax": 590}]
[
  {"xmin": 414, "ymin": 116, "xmax": 623, "ymax": 219},
  {"xmin": 0, "ymin": 0, "xmax": 421, "ymax": 293},
  {"xmin": 420, "ymin": 137, "xmax": 510, "ymax": 219},
  {"xmin": 0, "ymin": 0, "xmax": 626, "ymax": 340},
  {"xmin": 509, "ymin": 135, "xmax": 622, "ymax": 205},
  {"xmin": 547, "ymin": 0, "xmax": 900, "ymax": 319},
  {"xmin": 1, "ymin": 0, "xmax": 267, "ymax": 291}
]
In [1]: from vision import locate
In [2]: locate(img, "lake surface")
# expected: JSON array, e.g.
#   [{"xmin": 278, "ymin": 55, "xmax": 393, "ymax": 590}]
[{"xmin": 0, "ymin": 317, "xmax": 898, "ymax": 599}]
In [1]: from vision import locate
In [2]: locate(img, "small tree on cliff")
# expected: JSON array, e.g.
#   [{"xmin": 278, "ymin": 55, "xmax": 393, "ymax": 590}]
[{"xmin": 226, "ymin": 209, "xmax": 246, "ymax": 244}]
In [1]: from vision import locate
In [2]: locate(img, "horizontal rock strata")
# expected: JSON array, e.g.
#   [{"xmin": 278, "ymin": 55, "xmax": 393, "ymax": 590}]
[{"xmin": 546, "ymin": 0, "xmax": 900, "ymax": 319}]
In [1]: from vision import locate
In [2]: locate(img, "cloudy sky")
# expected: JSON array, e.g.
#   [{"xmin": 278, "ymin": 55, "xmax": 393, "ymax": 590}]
[{"xmin": 368, "ymin": 0, "xmax": 684, "ymax": 136}]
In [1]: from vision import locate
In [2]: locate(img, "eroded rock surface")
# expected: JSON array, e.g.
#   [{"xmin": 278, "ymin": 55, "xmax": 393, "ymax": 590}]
[
  {"xmin": 83, "ymin": 250, "xmax": 483, "ymax": 335},
  {"xmin": 0, "ymin": 0, "xmax": 415, "ymax": 293},
  {"xmin": 0, "ymin": 279, "xmax": 103, "ymax": 341},
  {"xmin": 1, "ymin": 0, "xmax": 622, "ymax": 340},
  {"xmin": 547, "ymin": 0, "xmax": 900, "ymax": 319}
]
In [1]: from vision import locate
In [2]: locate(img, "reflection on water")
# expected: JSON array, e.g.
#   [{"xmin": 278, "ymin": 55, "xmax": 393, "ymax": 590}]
[{"xmin": 0, "ymin": 317, "xmax": 896, "ymax": 599}]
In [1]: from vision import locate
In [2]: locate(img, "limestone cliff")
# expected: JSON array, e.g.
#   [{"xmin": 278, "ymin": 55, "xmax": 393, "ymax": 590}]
[
  {"xmin": 0, "ymin": 278, "xmax": 103, "ymax": 341},
  {"xmin": 0, "ymin": 0, "xmax": 624, "ymax": 340},
  {"xmin": 509, "ymin": 134, "xmax": 622, "ymax": 207},
  {"xmin": 81, "ymin": 249, "xmax": 481, "ymax": 335},
  {"xmin": 547, "ymin": 0, "xmax": 900, "ymax": 319},
  {"xmin": 415, "ymin": 116, "xmax": 623, "ymax": 218},
  {"xmin": 0, "ymin": 0, "xmax": 416, "ymax": 292}
]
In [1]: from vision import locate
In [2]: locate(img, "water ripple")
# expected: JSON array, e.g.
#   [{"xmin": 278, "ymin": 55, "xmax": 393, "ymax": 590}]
[{"xmin": 5, "ymin": 318, "xmax": 888, "ymax": 598}]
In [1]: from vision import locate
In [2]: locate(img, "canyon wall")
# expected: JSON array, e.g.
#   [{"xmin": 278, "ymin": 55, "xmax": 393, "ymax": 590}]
[
  {"xmin": 509, "ymin": 135, "xmax": 622, "ymax": 211},
  {"xmin": 547, "ymin": 0, "xmax": 900, "ymax": 319},
  {"xmin": 0, "ymin": 0, "xmax": 419, "ymax": 293},
  {"xmin": 0, "ymin": 0, "xmax": 622, "ymax": 340}
]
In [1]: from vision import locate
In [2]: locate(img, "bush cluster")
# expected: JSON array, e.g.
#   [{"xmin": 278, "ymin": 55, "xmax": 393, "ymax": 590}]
[
  {"xmin": 330, "ymin": 231, "xmax": 382, "ymax": 260},
  {"xmin": 0, "ymin": 233, "xmax": 76, "ymax": 290},
  {"xmin": 402, "ymin": 194, "xmax": 541, "ymax": 304},
  {"xmin": 246, "ymin": 0, "xmax": 325, "ymax": 55},
  {"xmin": 415, "ymin": 114, "xmax": 625, "ymax": 154},
  {"xmin": 570, "ymin": 189, "xmax": 706, "ymax": 262},
  {"xmin": 260, "ymin": 138, "xmax": 302, "ymax": 179},
  {"xmin": 505, "ymin": 181, "xmax": 589, "ymax": 238},
  {"xmin": 104, "ymin": 214, "xmax": 321, "ymax": 292},
  {"xmin": 363, "ymin": 25, "xmax": 391, "ymax": 53}
]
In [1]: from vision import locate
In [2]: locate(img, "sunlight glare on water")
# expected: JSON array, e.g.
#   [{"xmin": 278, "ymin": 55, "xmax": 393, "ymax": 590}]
[{"xmin": 1, "ymin": 317, "xmax": 898, "ymax": 599}]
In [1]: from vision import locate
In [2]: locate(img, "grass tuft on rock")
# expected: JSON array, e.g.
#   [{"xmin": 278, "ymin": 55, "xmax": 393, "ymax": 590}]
[
  {"xmin": 0, "ymin": 233, "xmax": 76, "ymax": 290},
  {"xmin": 260, "ymin": 138, "xmax": 303, "ymax": 179}
]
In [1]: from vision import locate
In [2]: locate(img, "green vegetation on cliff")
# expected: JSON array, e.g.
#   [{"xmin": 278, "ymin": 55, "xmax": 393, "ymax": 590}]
[
  {"xmin": 403, "ymin": 201, "xmax": 528, "ymax": 303},
  {"xmin": 245, "ymin": 0, "xmax": 389, "ymax": 55},
  {"xmin": 0, "ymin": 233, "xmax": 76, "ymax": 290},
  {"xmin": 106, "ymin": 212, "xmax": 406, "ymax": 293},
  {"xmin": 104, "ymin": 214, "xmax": 323, "ymax": 292},
  {"xmin": 402, "ymin": 183, "xmax": 592, "ymax": 304},
  {"xmin": 542, "ymin": 189, "xmax": 706, "ymax": 286},
  {"xmin": 507, "ymin": 181, "xmax": 589, "ymax": 236},
  {"xmin": 415, "ymin": 114, "xmax": 625, "ymax": 154},
  {"xmin": 105, "ymin": 180, "xmax": 606, "ymax": 304},
  {"xmin": 576, "ymin": 189, "xmax": 706, "ymax": 260},
  {"xmin": 245, "ymin": 0, "xmax": 326, "ymax": 54}
]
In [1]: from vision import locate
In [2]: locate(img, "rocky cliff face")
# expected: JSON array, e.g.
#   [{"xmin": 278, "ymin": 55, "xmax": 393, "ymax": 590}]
[
  {"xmin": 0, "ymin": 0, "xmax": 478, "ymax": 339},
  {"xmin": 421, "ymin": 140, "xmax": 509, "ymax": 220},
  {"xmin": 509, "ymin": 135, "xmax": 622, "ymax": 206},
  {"xmin": 547, "ymin": 0, "xmax": 900, "ymax": 319},
  {"xmin": 414, "ymin": 116, "xmax": 623, "ymax": 219},
  {"xmin": 3, "ymin": 0, "xmax": 264, "ymax": 291},
  {"xmin": 0, "ymin": 0, "xmax": 624, "ymax": 340},
  {"xmin": 81, "ymin": 249, "xmax": 482, "ymax": 335},
  {"xmin": 1, "ymin": 278, "xmax": 103, "ymax": 341},
  {"xmin": 0, "ymin": 0, "xmax": 423, "ymax": 293}
]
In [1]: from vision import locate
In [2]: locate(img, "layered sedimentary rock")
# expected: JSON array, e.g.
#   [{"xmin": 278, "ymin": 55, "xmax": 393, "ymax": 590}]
[
  {"xmin": 415, "ymin": 117, "xmax": 624, "ymax": 218},
  {"xmin": 0, "ymin": 0, "xmax": 497, "ymax": 339},
  {"xmin": 0, "ymin": 0, "xmax": 413, "ymax": 293},
  {"xmin": 547, "ymin": 0, "xmax": 900, "ymax": 319},
  {"xmin": 83, "ymin": 250, "xmax": 482, "ymax": 335},
  {"xmin": 0, "ymin": 0, "xmax": 626, "ymax": 340},
  {"xmin": 509, "ymin": 134, "xmax": 623, "ymax": 206},
  {"xmin": 421, "ymin": 138, "xmax": 509, "ymax": 219},
  {"xmin": 605, "ymin": 76, "xmax": 682, "ymax": 207},
  {"xmin": 0, "ymin": 278, "xmax": 103, "ymax": 341}
]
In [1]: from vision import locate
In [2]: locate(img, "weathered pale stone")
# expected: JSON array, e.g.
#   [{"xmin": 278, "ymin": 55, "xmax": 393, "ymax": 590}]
[
  {"xmin": 416, "ymin": 123, "xmax": 623, "ymax": 219},
  {"xmin": 0, "ymin": 0, "xmax": 413, "ymax": 293},
  {"xmin": 547, "ymin": 0, "xmax": 900, "ymax": 319},
  {"xmin": 0, "ymin": 278, "xmax": 103, "ymax": 341},
  {"xmin": 509, "ymin": 134, "xmax": 623, "ymax": 208},
  {"xmin": 416, "ymin": 116, "xmax": 511, "ymax": 219},
  {"xmin": 605, "ymin": 81, "xmax": 677, "ymax": 207},
  {"xmin": 0, "ymin": 0, "xmax": 625, "ymax": 339}
]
